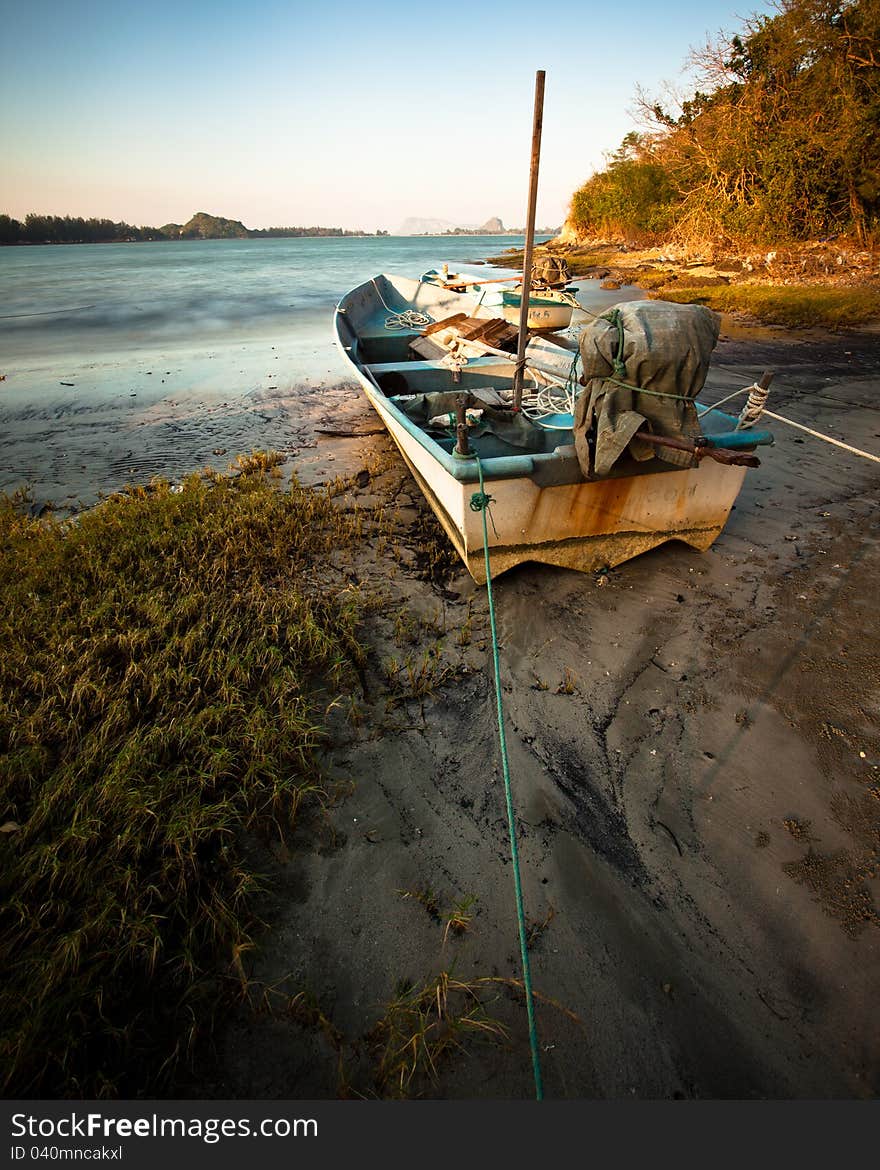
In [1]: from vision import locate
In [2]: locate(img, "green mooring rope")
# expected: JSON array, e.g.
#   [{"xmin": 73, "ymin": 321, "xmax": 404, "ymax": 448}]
[{"xmin": 470, "ymin": 457, "xmax": 544, "ymax": 1101}]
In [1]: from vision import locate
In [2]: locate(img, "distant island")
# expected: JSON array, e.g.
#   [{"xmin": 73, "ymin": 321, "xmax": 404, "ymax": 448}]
[
  {"xmin": 0, "ymin": 210, "xmax": 386, "ymax": 245},
  {"xmin": 396, "ymin": 215, "xmax": 560, "ymax": 236}
]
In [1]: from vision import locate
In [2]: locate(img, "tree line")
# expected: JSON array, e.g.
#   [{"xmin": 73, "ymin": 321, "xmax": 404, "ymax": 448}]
[
  {"xmin": 0, "ymin": 214, "xmax": 167, "ymax": 245},
  {"xmin": 568, "ymin": 0, "xmax": 879, "ymax": 247},
  {"xmin": 0, "ymin": 213, "xmax": 377, "ymax": 245},
  {"xmin": 249, "ymin": 226, "xmax": 381, "ymax": 237}
]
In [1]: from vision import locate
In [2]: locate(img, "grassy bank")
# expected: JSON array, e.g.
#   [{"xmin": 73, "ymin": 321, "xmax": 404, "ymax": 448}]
[
  {"xmin": 487, "ymin": 244, "xmax": 880, "ymax": 330},
  {"xmin": 0, "ymin": 463, "xmax": 367, "ymax": 1096},
  {"xmin": 654, "ymin": 284, "xmax": 880, "ymax": 330}
]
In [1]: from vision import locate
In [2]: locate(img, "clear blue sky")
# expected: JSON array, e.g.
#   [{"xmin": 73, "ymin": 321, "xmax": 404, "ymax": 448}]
[{"xmin": 0, "ymin": 0, "xmax": 775, "ymax": 231}]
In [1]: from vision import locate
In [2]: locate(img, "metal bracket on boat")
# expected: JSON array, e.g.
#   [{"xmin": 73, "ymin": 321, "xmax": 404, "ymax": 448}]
[{"xmin": 453, "ymin": 395, "xmax": 475, "ymax": 459}]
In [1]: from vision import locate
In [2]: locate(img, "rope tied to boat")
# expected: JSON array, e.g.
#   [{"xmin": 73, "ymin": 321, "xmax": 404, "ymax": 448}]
[
  {"xmin": 441, "ymin": 338, "xmax": 468, "ymax": 374},
  {"xmin": 735, "ymin": 382, "xmax": 771, "ymax": 430},
  {"xmin": 605, "ymin": 377, "xmax": 696, "ymax": 401},
  {"xmin": 469, "ymin": 485, "xmax": 498, "ymax": 537},
  {"xmin": 698, "ymin": 381, "xmax": 880, "ymax": 464},
  {"xmin": 472, "ymin": 456, "xmax": 544, "ymax": 1101},
  {"xmin": 603, "ymin": 307, "xmax": 628, "ymax": 379}
]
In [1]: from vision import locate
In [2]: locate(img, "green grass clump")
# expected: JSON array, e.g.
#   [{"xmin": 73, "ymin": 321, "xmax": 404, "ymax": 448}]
[
  {"xmin": 366, "ymin": 972, "xmax": 506, "ymax": 1098},
  {"xmin": 565, "ymin": 251, "xmax": 619, "ymax": 276},
  {"xmin": 0, "ymin": 467, "xmax": 366, "ymax": 1096},
  {"xmin": 627, "ymin": 265, "xmax": 671, "ymax": 289},
  {"xmin": 655, "ymin": 284, "xmax": 880, "ymax": 329},
  {"xmin": 483, "ymin": 248, "xmax": 525, "ymax": 267}
]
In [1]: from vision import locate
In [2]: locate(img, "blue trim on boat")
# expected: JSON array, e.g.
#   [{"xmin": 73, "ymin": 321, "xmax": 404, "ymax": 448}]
[
  {"xmin": 696, "ymin": 404, "xmax": 774, "ymax": 447},
  {"xmin": 334, "ymin": 300, "xmax": 773, "ymax": 483},
  {"xmin": 376, "ymin": 391, "xmax": 538, "ymax": 482},
  {"xmin": 706, "ymin": 429, "xmax": 774, "ymax": 449}
]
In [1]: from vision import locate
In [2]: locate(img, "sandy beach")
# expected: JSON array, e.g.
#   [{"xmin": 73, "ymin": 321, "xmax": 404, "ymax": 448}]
[
  {"xmin": 3, "ymin": 310, "xmax": 878, "ymax": 1098},
  {"xmin": 165, "ymin": 321, "xmax": 879, "ymax": 1099}
]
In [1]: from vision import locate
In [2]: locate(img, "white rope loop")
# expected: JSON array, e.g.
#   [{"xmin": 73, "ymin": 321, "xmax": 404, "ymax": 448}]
[
  {"xmin": 519, "ymin": 379, "xmax": 577, "ymax": 427},
  {"xmin": 384, "ymin": 309, "xmax": 433, "ymax": 330},
  {"xmin": 736, "ymin": 383, "xmax": 770, "ymax": 430},
  {"xmin": 371, "ymin": 278, "xmax": 433, "ymax": 331}
]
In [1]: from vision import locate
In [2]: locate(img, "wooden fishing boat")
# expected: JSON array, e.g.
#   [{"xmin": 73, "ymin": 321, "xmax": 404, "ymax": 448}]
[
  {"xmin": 497, "ymin": 287, "xmax": 576, "ymax": 331},
  {"xmin": 333, "ymin": 273, "xmax": 773, "ymax": 583},
  {"xmin": 421, "ymin": 267, "xmax": 578, "ymax": 331}
]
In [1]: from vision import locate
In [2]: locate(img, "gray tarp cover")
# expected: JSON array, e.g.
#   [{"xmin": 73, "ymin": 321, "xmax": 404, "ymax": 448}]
[{"xmin": 574, "ymin": 300, "xmax": 721, "ymax": 477}]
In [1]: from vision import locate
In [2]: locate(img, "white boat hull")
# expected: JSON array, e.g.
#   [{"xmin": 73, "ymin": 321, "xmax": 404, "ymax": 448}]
[
  {"xmin": 499, "ymin": 300, "xmax": 574, "ymax": 331},
  {"xmin": 353, "ymin": 373, "xmax": 745, "ymax": 583}
]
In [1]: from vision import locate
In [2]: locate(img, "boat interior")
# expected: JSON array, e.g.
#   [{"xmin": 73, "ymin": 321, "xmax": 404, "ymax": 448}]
[
  {"xmin": 334, "ymin": 274, "xmax": 771, "ymax": 477},
  {"xmin": 335, "ymin": 276, "xmax": 577, "ymax": 457}
]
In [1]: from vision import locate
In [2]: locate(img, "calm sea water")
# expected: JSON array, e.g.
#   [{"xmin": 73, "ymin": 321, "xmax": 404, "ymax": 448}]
[
  {"xmin": 0, "ymin": 235, "xmax": 539, "ymax": 365},
  {"xmin": 0, "ymin": 235, "xmax": 645, "ymax": 502}
]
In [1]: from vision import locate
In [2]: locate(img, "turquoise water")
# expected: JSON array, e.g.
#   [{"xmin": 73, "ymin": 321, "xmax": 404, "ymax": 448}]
[
  {"xmin": 0, "ymin": 235, "xmax": 647, "ymax": 503},
  {"xmin": 0, "ymin": 235, "xmax": 538, "ymax": 364}
]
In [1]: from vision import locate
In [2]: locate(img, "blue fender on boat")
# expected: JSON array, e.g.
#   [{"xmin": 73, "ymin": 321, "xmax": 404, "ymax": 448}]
[{"xmin": 705, "ymin": 429, "xmax": 774, "ymax": 449}]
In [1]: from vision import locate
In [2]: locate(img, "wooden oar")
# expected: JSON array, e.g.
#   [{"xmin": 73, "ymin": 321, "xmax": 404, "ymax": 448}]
[
  {"xmin": 637, "ymin": 430, "xmax": 760, "ymax": 467},
  {"xmin": 458, "ymin": 275, "xmax": 524, "ymax": 287}
]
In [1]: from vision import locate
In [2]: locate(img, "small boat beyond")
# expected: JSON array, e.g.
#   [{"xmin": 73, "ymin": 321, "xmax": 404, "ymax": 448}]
[
  {"xmin": 422, "ymin": 265, "xmax": 579, "ymax": 332},
  {"xmin": 333, "ymin": 274, "xmax": 774, "ymax": 582},
  {"xmin": 497, "ymin": 287, "xmax": 577, "ymax": 332}
]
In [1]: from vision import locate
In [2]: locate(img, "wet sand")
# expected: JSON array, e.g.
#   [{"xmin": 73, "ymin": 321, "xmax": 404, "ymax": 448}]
[
  {"xmin": 5, "ymin": 320, "xmax": 879, "ymax": 1097},
  {"xmin": 0, "ymin": 333, "xmax": 355, "ymax": 509}
]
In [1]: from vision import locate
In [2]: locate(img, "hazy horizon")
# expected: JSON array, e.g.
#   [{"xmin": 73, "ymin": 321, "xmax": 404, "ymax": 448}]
[
  {"xmin": 1, "ymin": 0, "xmax": 776, "ymax": 232},
  {"xmin": 0, "ymin": 209, "xmax": 564, "ymax": 234}
]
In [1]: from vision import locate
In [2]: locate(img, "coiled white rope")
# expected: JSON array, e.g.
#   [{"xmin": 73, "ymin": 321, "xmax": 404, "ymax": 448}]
[
  {"xmin": 736, "ymin": 383, "xmax": 771, "ymax": 430},
  {"xmin": 371, "ymin": 278, "xmax": 433, "ymax": 331},
  {"xmin": 385, "ymin": 309, "xmax": 434, "ymax": 330},
  {"xmin": 518, "ymin": 379, "xmax": 577, "ymax": 427},
  {"xmin": 517, "ymin": 343, "xmax": 581, "ymax": 427},
  {"xmin": 488, "ymin": 368, "xmax": 575, "ymax": 428}
]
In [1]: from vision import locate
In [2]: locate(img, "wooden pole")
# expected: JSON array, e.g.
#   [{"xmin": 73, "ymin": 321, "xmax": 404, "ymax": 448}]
[
  {"xmin": 513, "ymin": 69, "xmax": 545, "ymax": 412},
  {"xmin": 454, "ymin": 394, "xmax": 471, "ymax": 457}
]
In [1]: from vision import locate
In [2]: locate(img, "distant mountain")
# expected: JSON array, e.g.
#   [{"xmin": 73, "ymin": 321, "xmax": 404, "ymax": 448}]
[
  {"xmin": 159, "ymin": 212, "xmax": 370, "ymax": 239},
  {"xmin": 397, "ymin": 214, "xmax": 519, "ymax": 236},
  {"xmin": 161, "ymin": 212, "xmax": 250, "ymax": 240},
  {"xmin": 396, "ymin": 216, "xmax": 459, "ymax": 236},
  {"xmin": 443, "ymin": 216, "xmax": 522, "ymax": 236}
]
